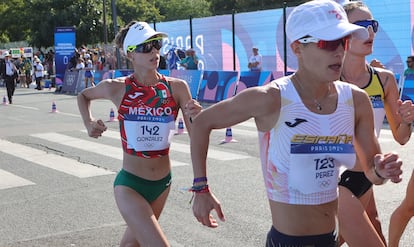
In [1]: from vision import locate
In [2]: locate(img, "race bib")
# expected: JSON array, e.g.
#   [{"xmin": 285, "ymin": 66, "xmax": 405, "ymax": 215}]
[
  {"xmin": 124, "ymin": 114, "xmax": 175, "ymax": 151},
  {"xmin": 288, "ymin": 154, "xmax": 339, "ymax": 194}
]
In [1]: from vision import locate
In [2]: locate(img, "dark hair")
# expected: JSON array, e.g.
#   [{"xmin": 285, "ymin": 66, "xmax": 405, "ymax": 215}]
[{"xmin": 114, "ymin": 21, "xmax": 138, "ymax": 50}]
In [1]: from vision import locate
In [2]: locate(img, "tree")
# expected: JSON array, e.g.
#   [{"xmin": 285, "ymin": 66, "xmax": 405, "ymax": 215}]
[
  {"xmin": 116, "ymin": 0, "xmax": 163, "ymax": 29},
  {"xmin": 156, "ymin": 0, "xmax": 212, "ymax": 21},
  {"xmin": 0, "ymin": 0, "xmax": 28, "ymax": 43},
  {"xmin": 25, "ymin": 0, "xmax": 104, "ymax": 48},
  {"xmin": 0, "ymin": 0, "xmax": 305, "ymax": 48}
]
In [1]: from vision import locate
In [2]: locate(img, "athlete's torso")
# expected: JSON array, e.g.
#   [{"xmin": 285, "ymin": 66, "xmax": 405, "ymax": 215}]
[
  {"xmin": 258, "ymin": 77, "xmax": 356, "ymax": 205},
  {"xmin": 118, "ymin": 75, "xmax": 179, "ymax": 158},
  {"xmin": 360, "ymin": 65, "xmax": 385, "ymax": 137}
]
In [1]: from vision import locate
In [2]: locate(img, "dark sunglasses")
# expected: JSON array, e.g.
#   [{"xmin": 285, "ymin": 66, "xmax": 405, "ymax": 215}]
[
  {"xmin": 297, "ymin": 35, "xmax": 351, "ymax": 51},
  {"xmin": 126, "ymin": 38, "xmax": 163, "ymax": 53},
  {"xmin": 353, "ymin": 19, "xmax": 379, "ymax": 33}
]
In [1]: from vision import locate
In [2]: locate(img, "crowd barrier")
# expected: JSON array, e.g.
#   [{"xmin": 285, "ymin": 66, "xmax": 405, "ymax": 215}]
[
  {"xmin": 400, "ymin": 73, "xmax": 414, "ymax": 102},
  {"xmin": 59, "ymin": 69, "xmax": 286, "ymax": 103}
]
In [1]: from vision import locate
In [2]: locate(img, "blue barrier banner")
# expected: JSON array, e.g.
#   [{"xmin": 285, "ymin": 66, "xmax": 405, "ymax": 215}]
[
  {"xmin": 198, "ymin": 71, "xmax": 239, "ymax": 103},
  {"xmin": 170, "ymin": 70, "xmax": 203, "ymax": 99},
  {"xmin": 401, "ymin": 73, "xmax": 414, "ymax": 101},
  {"xmin": 235, "ymin": 71, "xmax": 273, "ymax": 94},
  {"xmin": 54, "ymin": 27, "xmax": 76, "ymax": 86},
  {"xmin": 158, "ymin": 69, "xmax": 170, "ymax": 77},
  {"xmin": 114, "ymin": 69, "xmax": 134, "ymax": 78},
  {"xmin": 61, "ymin": 70, "xmax": 80, "ymax": 94}
]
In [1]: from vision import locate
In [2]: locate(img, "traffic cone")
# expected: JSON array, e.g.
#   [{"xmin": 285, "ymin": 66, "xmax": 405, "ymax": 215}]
[
  {"xmin": 2, "ymin": 96, "xmax": 7, "ymax": 105},
  {"xmin": 50, "ymin": 101, "xmax": 57, "ymax": 113},
  {"xmin": 220, "ymin": 127, "xmax": 238, "ymax": 144},
  {"xmin": 175, "ymin": 118, "xmax": 186, "ymax": 135},
  {"xmin": 109, "ymin": 108, "xmax": 116, "ymax": 121}
]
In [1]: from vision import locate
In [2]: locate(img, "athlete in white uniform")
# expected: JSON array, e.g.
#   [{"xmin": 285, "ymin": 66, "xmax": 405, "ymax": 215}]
[{"xmin": 189, "ymin": 1, "xmax": 403, "ymax": 246}]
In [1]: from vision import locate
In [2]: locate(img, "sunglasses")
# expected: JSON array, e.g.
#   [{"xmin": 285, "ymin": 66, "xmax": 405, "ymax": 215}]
[
  {"xmin": 297, "ymin": 35, "xmax": 351, "ymax": 51},
  {"xmin": 126, "ymin": 37, "xmax": 163, "ymax": 53},
  {"xmin": 353, "ymin": 19, "xmax": 379, "ymax": 33}
]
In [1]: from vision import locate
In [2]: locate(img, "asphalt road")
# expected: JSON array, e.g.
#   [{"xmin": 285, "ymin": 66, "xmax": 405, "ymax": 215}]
[{"xmin": 0, "ymin": 87, "xmax": 413, "ymax": 247}]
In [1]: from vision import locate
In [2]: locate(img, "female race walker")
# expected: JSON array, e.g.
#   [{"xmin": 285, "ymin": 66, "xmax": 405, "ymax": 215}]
[
  {"xmin": 338, "ymin": 2, "xmax": 414, "ymax": 246},
  {"xmin": 77, "ymin": 21, "xmax": 201, "ymax": 247},
  {"xmin": 188, "ymin": 1, "xmax": 404, "ymax": 246}
]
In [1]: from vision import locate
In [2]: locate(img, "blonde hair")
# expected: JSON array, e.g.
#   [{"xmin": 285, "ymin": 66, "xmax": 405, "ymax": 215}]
[{"xmin": 343, "ymin": 1, "xmax": 368, "ymax": 15}]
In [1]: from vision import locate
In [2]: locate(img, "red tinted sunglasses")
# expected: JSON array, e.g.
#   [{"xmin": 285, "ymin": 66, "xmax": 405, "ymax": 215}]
[{"xmin": 297, "ymin": 35, "xmax": 351, "ymax": 51}]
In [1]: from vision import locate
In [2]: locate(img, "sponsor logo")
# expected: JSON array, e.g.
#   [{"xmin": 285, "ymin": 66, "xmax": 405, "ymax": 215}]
[{"xmin": 285, "ymin": 118, "xmax": 307, "ymax": 127}]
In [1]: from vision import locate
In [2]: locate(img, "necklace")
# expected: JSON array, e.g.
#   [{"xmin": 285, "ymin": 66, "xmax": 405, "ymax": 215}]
[
  {"xmin": 131, "ymin": 73, "xmax": 160, "ymax": 87},
  {"xmin": 292, "ymin": 74, "xmax": 331, "ymax": 111}
]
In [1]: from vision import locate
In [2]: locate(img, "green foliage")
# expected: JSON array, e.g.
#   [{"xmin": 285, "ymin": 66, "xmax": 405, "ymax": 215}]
[
  {"xmin": 116, "ymin": 0, "xmax": 162, "ymax": 26},
  {"xmin": 156, "ymin": 0, "xmax": 212, "ymax": 21},
  {"xmin": 0, "ymin": 0, "xmax": 304, "ymax": 49}
]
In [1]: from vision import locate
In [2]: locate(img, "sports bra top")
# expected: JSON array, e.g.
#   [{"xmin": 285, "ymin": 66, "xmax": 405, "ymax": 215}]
[
  {"xmin": 258, "ymin": 77, "xmax": 356, "ymax": 205},
  {"xmin": 118, "ymin": 74, "xmax": 178, "ymax": 158},
  {"xmin": 360, "ymin": 65, "xmax": 385, "ymax": 137}
]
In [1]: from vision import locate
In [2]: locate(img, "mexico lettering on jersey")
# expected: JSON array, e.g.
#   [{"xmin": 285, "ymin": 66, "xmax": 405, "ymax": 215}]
[{"xmin": 118, "ymin": 75, "xmax": 178, "ymax": 158}]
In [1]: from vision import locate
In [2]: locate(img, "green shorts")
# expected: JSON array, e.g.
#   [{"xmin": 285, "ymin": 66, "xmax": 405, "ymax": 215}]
[{"xmin": 114, "ymin": 169, "xmax": 172, "ymax": 203}]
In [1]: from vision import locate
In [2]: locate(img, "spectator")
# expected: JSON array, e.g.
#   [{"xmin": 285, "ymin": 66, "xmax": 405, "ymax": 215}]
[
  {"xmin": 83, "ymin": 54, "xmax": 95, "ymax": 88},
  {"xmin": 21, "ymin": 55, "xmax": 32, "ymax": 88},
  {"xmin": 158, "ymin": 54, "xmax": 167, "ymax": 70},
  {"xmin": 67, "ymin": 49, "xmax": 80, "ymax": 71},
  {"xmin": 34, "ymin": 58, "xmax": 44, "ymax": 90},
  {"xmin": 404, "ymin": 55, "xmax": 414, "ymax": 76},
  {"xmin": 75, "ymin": 57, "xmax": 85, "ymax": 71},
  {"xmin": 1, "ymin": 51, "xmax": 18, "ymax": 103},
  {"xmin": 98, "ymin": 50, "xmax": 107, "ymax": 71},
  {"xmin": 179, "ymin": 48, "xmax": 199, "ymax": 70},
  {"xmin": 248, "ymin": 46, "xmax": 262, "ymax": 71}
]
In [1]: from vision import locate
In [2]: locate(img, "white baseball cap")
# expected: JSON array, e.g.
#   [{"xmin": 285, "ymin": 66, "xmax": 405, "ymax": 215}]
[
  {"xmin": 286, "ymin": 0, "xmax": 368, "ymax": 43},
  {"xmin": 123, "ymin": 22, "xmax": 167, "ymax": 53}
]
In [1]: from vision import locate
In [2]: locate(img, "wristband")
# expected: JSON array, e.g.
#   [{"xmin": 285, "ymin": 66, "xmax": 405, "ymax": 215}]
[
  {"xmin": 374, "ymin": 166, "xmax": 386, "ymax": 180},
  {"xmin": 189, "ymin": 184, "xmax": 209, "ymax": 193},
  {"xmin": 193, "ymin": 176, "xmax": 207, "ymax": 184}
]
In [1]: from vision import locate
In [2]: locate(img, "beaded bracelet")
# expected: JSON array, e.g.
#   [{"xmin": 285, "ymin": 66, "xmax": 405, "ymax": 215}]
[
  {"xmin": 189, "ymin": 184, "xmax": 209, "ymax": 193},
  {"xmin": 193, "ymin": 176, "xmax": 208, "ymax": 184},
  {"xmin": 188, "ymin": 184, "xmax": 210, "ymax": 204}
]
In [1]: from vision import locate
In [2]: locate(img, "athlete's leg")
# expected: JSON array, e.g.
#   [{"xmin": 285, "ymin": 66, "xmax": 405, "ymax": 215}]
[
  {"xmin": 115, "ymin": 185, "xmax": 171, "ymax": 247},
  {"xmin": 389, "ymin": 170, "xmax": 414, "ymax": 247},
  {"xmin": 364, "ymin": 188, "xmax": 386, "ymax": 244},
  {"xmin": 338, "ymin": 186, "xmax": 385, "ymax": 247}
]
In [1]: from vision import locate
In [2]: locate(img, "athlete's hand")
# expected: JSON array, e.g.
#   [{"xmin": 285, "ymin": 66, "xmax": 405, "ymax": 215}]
[
  {"xmin": 87, "ymin": 119, "xmax": 107, "ymax": 138},
  {"xmin": 192, "ymin": 192, "xmax": 225, "ymax": 228},
  {"xmin": 374, "ymin": 153, "xmax": 403, "ymax": 183},
  {"xmin": 398, "ymin": 99, "xmax": 414, "ymax": 125},
  {"xmin": 185, "ymin": 99, "xmax": 202, "ymax": 121}
]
